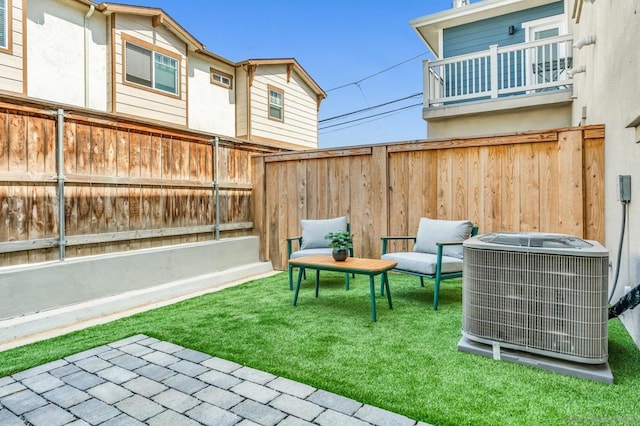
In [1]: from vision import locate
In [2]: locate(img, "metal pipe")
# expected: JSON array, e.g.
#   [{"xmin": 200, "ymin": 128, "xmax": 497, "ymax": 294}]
[
  {"xmin": 56, "ymin": 109, "xmax": 66, "ymax": 260},
  {"xmin": 214, "ymin": 136, "xmax": 220, "ymax": 240},
  {"xmin": 84, "ymin": 5, "xmax": 95, "ymax": 108}
]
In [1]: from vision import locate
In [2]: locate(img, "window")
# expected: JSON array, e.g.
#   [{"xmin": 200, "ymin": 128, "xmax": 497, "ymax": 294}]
[
  {"xmin": 124, "ymin": 38, "xmax": 179, "ymax": 95},
  {"xmin": 210, "ymin": 68, "xmax": 233, "ymax": 89},
  {"xmin": 0, "ymin": 0, "xmax": 9, "ymax": 51},
  {"xmin": 268, "ymin": 86, "xmax": 284, "ymax": 121}
]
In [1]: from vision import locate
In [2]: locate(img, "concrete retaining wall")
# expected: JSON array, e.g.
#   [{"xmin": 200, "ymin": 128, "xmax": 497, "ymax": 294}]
[{"xmin": 0, "ymin": 237, "xmax": 273, "ymax": 346}]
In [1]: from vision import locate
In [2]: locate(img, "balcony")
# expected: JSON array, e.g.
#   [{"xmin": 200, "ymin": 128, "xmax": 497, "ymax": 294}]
[{"xmin": 423, "ymin": 35, "xmax": 574, "ymax": 113}]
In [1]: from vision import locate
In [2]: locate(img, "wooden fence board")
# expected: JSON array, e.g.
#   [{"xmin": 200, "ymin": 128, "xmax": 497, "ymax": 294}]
[
  {"xmin": 0, "ymin": 101, "xmax": 604, "ymax": 269},
  {"xmin": 253, "ymin": 126, "xmax": 605, "ymax": 270},
  {"xmin": 0, "ymin": 112, "xmax": 8, "ymax": 172},
  {"xmin": 584, "ymin": 136, "xmax": 605, "ymax": 243},
  {"xmin": 557, "ymin": 130, "xmax": 584, "ymax": 236}
]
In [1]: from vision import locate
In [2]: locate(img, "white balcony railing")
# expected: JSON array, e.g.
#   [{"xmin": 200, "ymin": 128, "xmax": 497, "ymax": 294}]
[{"xmin": 424, "ymin": 35, "xmax": 574, "ymax": 107}]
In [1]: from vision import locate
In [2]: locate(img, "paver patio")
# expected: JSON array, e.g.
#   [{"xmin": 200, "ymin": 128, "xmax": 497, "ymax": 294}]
[{"xmin": 0, "ymin": 334, "xmax": 429, "ymax": 425}]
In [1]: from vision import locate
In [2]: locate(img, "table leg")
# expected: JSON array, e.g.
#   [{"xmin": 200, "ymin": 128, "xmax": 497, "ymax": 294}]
[
  {"xmin": 293, "ymin": 268, "xmax": 304, "ymax": 306},
  {"xmin": 369, "ymin": 275, "xmax": 377, "ymax": 322},
  {"xmin": 315, "ymin": 269, "xmax": 320, "ymax": 298},
  {"xmin": 383, "ymin": 272, "xmax": 393, "ymax": 309},
  {"xmin": 345, "ymin": 273, "xmax": 350, "ymax": 290}
]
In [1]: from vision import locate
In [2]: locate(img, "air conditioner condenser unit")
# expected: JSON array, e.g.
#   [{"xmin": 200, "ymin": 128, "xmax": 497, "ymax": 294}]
[{"xmin": 459, "ymin": 232, "xmax": 613, "ymax": 383}]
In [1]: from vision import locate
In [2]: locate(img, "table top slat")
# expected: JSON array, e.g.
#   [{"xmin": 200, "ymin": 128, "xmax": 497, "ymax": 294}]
[{"xmin": 288, "ymin": 255, "xmax": 397, "ymax": 274}]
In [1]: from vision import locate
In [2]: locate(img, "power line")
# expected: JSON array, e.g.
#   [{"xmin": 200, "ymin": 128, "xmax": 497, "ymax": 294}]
[
  {"xmin": 319, "ymin": 106, "xmax": 420, "ymax": 135},
  {"xmin": 325, "ymin": 52, "xmax": 427, "ymax": 92},
  {"xmin": 319, "ymin": 102, "xmax": 423, "ymax": 131},
  {"xmin": 320, "ymin": 92, "xmax": 422, "ymax": 123}
]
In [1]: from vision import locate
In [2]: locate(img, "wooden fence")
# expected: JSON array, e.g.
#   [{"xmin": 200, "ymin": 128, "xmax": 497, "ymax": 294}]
[
  {"xmin": 0, "ymin": 98, "xmax": 280, "ymax": 267},
  {"xmin": 253, "ymin": 126, "xmax": 605, "ymax": 270}
]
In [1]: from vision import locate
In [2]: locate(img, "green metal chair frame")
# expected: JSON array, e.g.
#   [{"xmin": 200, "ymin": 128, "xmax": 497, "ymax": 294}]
[
  {"xmin": 287, "ymin": 223, "xmax": 354, "ymax": 291},
  {"xmin": 380, "ymin": 225, "xmax": 478, "ymax": 310}
]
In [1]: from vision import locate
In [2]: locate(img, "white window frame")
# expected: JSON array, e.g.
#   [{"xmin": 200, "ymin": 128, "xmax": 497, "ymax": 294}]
[
  {"xmin": 123, "ymin": 36, "xmax": 180, "ymax": 97},
  {"xmin": 0, "ymin": 0, "xmax": 11, "ymax": 52},
  {"xmin": 268, "ymin": 85, "xmax": 284, "ymax": 122},
  {"xmin": 210, "ymin": 68, "xmax": 233, "ymax": 89}
]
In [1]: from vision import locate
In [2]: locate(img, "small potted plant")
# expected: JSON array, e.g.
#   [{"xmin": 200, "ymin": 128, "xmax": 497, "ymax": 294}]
[{"xmin": 325, "ymin": 231, "xmax": 353, "ymax": 261}]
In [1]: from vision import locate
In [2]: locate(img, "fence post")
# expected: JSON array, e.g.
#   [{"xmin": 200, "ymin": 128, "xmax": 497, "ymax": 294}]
[
  {"xmin": 214, "ymin": 136, "xmax": 220, "ymax": 241},
  {"xmin": 56, "ymin": 109, "xmax": 67, "ymax": 260},
  {"xmin": 490, "ymin": 44, "xmax": 499, "ymax": 99}
]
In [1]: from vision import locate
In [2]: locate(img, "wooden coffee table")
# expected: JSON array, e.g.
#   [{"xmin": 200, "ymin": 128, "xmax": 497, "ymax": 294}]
[{"xmin": 288, "ymin": 255, "xmax": 397, "ymax": 322}]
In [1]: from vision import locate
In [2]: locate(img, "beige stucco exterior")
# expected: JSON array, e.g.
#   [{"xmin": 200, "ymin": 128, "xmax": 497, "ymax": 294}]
[
  {"xmin": 569, "ymin": 0, "xmax": 640, "ymax": 346},
  {"xmin": 426, "ymin": 100, "xmax": 572, "ymax": 139}
]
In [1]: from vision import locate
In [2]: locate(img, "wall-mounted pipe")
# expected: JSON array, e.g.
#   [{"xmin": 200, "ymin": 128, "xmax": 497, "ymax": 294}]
[
  {"xmin": 84, "ymin": 5, "xmax": 95, "ymax": 108},
  {"xmin": 567, "ymin": 65, "xmax": 586, "ymax": 77},
  {"xmin": 573, "ymin": 35, "xmax": 596, "ymax": 49}
]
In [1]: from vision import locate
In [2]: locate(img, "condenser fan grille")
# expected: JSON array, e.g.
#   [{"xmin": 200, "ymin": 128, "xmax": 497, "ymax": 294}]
[{"xmin": 462, "ymin": 236, "xmax": 609, "ymax": 364}]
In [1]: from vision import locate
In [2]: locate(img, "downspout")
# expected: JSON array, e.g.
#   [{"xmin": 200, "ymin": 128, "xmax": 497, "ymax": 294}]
[{"xmin": 84, "ymin": 5, "xmax": 95, "ymax": 108}]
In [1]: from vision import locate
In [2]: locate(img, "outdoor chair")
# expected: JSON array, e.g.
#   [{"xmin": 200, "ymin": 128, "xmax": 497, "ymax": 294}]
[
  {"xmin": 287, "ymin": 216, "xmax": 353, "ymax": 290},
  {"xmin": 380, "ymin": 218, "xmax": 478, "ymax": 310}
]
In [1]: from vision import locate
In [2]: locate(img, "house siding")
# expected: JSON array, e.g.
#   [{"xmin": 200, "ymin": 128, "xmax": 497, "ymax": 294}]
[
  {"xmin": 188, "ymin": 54, "xmax": 235, "ymax": 136},
  {"xmin": 235, "ymin": 67, "xmax": 248, "ymax": 137},
  {"xmin": 250, "ymin": 64, "xmax": 317, "ymax": 148},
  {"xmin": 26, "ymin": 0, "xmax": 108, "ymax": 109},
  {"xmin": 0, "ymin": 0, "xmax": 23, "ymax": 94},
  {"xmin": 113, "ymin": 14, "xmax": 187, "ymax": 125},
  {"xmin": 443, "ymin": 1, "xmax": 564, "ymax": 57}
]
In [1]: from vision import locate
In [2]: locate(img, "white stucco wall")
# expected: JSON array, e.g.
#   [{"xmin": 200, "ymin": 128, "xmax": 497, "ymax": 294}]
[
  {"xmin": 27, "ymin": 0, "xmax": 108, "ymax": 110},
  {"xmin": 187, "ymin": 54, "xmax": 236, "ymax": 137},
  {"xmin": 569, "ymin": 0, "xmax": 640, "ymax": 346}
]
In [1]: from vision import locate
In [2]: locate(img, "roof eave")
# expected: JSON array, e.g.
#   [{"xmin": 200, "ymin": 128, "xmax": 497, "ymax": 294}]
[
  {"xmin": 97, "ymin": 2, "xmax": 204, "ymax": 50},
  {"xmin": 238, "ymin": 59, "xmax": 326, "ymax": 99}
]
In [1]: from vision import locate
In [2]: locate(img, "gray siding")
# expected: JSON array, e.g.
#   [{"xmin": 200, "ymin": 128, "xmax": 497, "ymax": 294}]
[{"xmin": 443, "ymin": 1, "xmax": 565, "ymax": 58}]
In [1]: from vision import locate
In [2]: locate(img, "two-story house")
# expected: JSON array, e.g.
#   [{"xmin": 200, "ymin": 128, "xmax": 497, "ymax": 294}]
[
  {"xmin": 412, "ymin": 0, "xmax": 640, "ymax": 348},
  {"xmin": 0, "ymin": 0, "xmax": 326, "ymax": 150}
]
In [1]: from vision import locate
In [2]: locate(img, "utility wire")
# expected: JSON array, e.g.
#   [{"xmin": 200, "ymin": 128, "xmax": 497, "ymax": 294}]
[
  {"xmin": 320, "ymin": 92, "xmax": 422, "ymax": 123},
  {"xmin": 325, "ymin": 52, "xmax": 427, "ymax": 92},
  {"xmin": 319, "ymin": 102, "xmax": 423, "ymax": 131},
  {"xmin": 320, "ymin": 106, "xmax": 420, "ymax": 135}
]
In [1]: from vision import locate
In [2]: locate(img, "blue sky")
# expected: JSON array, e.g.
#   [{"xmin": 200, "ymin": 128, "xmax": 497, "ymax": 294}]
[{"xmin": 126, "ymin": 1, "xmax": 461, "ymax": 148}]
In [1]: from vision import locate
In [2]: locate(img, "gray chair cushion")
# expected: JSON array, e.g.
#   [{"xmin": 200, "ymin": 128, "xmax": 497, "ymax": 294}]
[
  {"xmin": 413, "ymin": 218, "xmax": 473, "ymax": 259},
  {"xmin": 382, "ymin": 252, "xmax": 464, "ymax": 275},
  {"xmin": 300, "ymin": 216, "xmax": 347, "ymax": 249},
  {"xmin": 290, "ymin": 248, "xmax": 333, "ymax": 259}
]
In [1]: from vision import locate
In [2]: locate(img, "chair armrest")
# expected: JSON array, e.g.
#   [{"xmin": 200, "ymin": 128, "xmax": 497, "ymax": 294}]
[
  {"xmin": 436, "ymin": 241, "xmax": 465, "ymax": 246},
  {"xmin": 286, "ymin": 236, "xmax": 303, "ymax": 258},
  {"xmin": 380, "ymin": 236, "xmax": 416, "ymax": 255}
]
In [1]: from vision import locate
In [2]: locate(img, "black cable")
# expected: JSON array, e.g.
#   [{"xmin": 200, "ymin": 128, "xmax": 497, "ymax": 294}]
[
  {"xmin": 320, "ymin": 93, "xmax": 422, "ymax": 123},
  {"xmin": 608, "ymin": 201, "xmax": 628, "ymax": 303},
  {"xmin": 325, "ymin": 52, "xmax": 427, "ymax": 92},
  {"xmin": 319, "ymin": 102, "xmax": 422, "ymax": 130}
]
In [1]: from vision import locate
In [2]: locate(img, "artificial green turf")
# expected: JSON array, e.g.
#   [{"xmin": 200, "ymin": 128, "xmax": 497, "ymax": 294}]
[{"xmin": 1, "ymin": 272, "xmax": 639, "ymax": 425}]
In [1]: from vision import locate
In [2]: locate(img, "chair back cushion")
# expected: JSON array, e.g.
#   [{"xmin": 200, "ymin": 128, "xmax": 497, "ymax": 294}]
[
  {"xmin": 301, "ymin": 216, "xmax": 348, "ymax": 249},
  {"xmin": 413, "ymin": 218, "xmax": 473, "ymax": 259}
]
